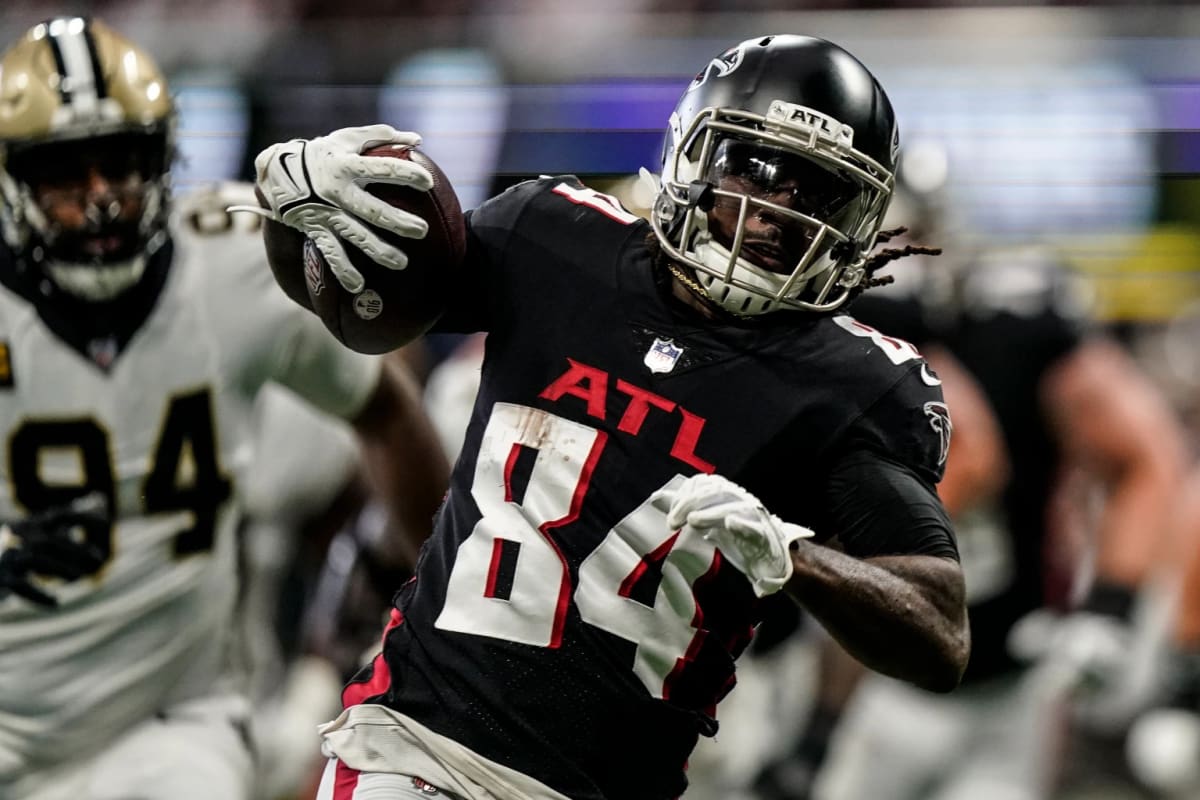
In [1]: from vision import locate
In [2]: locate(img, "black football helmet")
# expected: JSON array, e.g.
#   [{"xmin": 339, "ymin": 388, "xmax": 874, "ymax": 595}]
[
  {"xmin": 651, "ymin": 34, "xmax": 898, "ymax": 315},
  {"xmin": 0, "ymin": 17, "xmax": 175, "ymax": 301}
]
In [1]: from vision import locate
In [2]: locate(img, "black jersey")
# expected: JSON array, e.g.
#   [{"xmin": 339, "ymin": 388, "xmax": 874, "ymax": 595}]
[
  {"xmin": 853, "ymin": 256, "xmax": 1086, "ymax": 683},
  {"xmin": 353, "ymin": 178, "xmax": 951, "ymax": 800}
]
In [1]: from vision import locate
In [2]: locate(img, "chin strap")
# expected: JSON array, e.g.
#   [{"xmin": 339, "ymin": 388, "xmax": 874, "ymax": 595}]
[{"xmin": 43, "ymin": 254, "xmax": 148, "ymax": 301}]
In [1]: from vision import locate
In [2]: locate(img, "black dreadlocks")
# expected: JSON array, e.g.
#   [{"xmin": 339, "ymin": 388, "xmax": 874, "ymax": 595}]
[
  {"xmin": 644, "ymin": 226, "xmax": 941, "ymax": 310},
  {"xmin": 845, "ymin": 226, "xmax": 943, "ymax": 302}
]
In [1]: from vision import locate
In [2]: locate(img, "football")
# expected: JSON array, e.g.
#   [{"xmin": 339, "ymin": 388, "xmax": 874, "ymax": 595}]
[
  {"xmin": 260, "ymin": 144, "xmax": 466, "ymax": 354},
  {"xmin": 259, "ymin": 191, "xmax": 313, "ymax": 313}
]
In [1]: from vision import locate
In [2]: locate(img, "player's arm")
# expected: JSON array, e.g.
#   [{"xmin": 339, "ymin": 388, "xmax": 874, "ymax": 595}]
[
  {"xmin": 261, "ymin": 307, "xmax": 450, "ymax": 566},
  {"xmin": 660, "ymin": 459, "xmax": 968, "ymax": 692},
  {"xmin": 1041, "ymin": 337, "xmax": 1188, "ymax": 596},
  {"xmin": 346, "ymin": 352, "xmax": 450, "ymax": 565},
  {"xmin": 789, "ymin": 449, "xmax": 968, "ymax": 692}
]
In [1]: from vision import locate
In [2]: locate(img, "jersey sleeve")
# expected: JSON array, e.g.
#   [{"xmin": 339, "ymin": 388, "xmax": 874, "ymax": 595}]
[
  {"xmin": 180, "ymin": 182, "xmax": 384, "ymax": 421},
  {"xmin": 846, "ymin": 362, "xmax": 951, "ymax": 487},
  {"xmin": 262, "ymin": 308, "xmax": 382, "ymax": 420},
  {"xmin": 815, "ymin": 362, "xmax": 956, "ymax": 558},
  {"xmin": 818, "ymin": 447, "xmax": 959, "ymax": 560}
]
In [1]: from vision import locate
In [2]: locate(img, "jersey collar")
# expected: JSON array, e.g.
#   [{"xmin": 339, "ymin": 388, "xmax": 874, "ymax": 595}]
[{"xmin": 0, "ymin": 238, "xmax": 174, "ymax": 371}]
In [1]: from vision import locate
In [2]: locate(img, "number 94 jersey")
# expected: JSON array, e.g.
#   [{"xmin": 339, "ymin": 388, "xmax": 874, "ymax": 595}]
[
  {"xmin": 344, "ymin": 178, "xmax": 949, "ymax": 800},
  {"xmin": 0, "ymin": 184, "xmax": 379, "ymax": 780}
]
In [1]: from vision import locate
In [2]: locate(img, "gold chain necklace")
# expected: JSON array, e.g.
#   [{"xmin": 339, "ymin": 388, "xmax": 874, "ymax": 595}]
[
  {"xmin": 665, "ymin": 262, "xmax": 709, "ymax": 300},
  {"xmin": 664, "ymin": 262, "xmax": 759, "ymax": 319}
]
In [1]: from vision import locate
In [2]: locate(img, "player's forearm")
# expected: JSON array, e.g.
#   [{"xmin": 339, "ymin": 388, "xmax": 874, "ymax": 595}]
[
  {"xmin": 785, "ymin": 545, "xmax": 969, "ymax": 692},
  {"xmin": 353, "ymin": 357, "xmax": 450, "ymax": 564},
  {"xmin": 1095, "ymin": 453, "xmax": 1186, "ymax": 588}
]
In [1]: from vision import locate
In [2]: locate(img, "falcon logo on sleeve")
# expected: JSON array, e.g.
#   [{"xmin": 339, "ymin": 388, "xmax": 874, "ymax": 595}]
[{"xmin": 924, "ymin": 401, "xmax": 953, "ymax": 467}]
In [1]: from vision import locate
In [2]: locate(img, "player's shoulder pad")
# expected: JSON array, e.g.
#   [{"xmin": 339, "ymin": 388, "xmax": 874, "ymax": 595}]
[
  {"xmin": 170, "ymin": 182, "xmax": 278, "ymax": 295},
  {"xmin": 861, "ymin": 362, "xmax": 950, "ymax": 485},
  {"xmin": 468, "ymin": 174, "xmax": 643, "ymax": 246},
  {"xmin": 828, "ymin": 314, "xmax": 949, "ymax": 483},
  {"xmin": 828, "ymin": 314, "xmax": 929, "ymax": 381},
  {"xmin": 173, "ymin": 181, "xmax": 264, "ymax": 240}
]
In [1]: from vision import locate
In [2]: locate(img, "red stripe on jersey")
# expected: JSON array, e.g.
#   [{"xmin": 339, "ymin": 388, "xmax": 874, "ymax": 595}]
[
  {"xmin": 342, "ymin": 608, "xmax": 404, "ymax": 708},
  {"xmin": 618, "ymin": 559, "xmax": 648, "ymax": 599},
  {"xmin": 618, "ymin": 531, "xmax": 679, "ymax": 598},
  {"xmin": 484, "ymin": 538, "xmax": 505, "ymax": 598},
  {"xmin": 661, "ymin": 549, "xmax": 721, "ymax": 702},
  {"xmin": 503, "ymin": 442, "xmax": 522, "ymax": 503},
  {"xmin": 334, "ymin": 760, "xmax": 361, "ymax": 799},
  {"xmin": 539, "ymin": 430, "xmax": 609, "ymax": 648}
]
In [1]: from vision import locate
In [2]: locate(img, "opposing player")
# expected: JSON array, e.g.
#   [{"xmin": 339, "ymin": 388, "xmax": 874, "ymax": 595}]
[
  {"xmin": 255, "ymin": 35, "xmax": 969, "ymax": 800},
  {"xmin": 0, "ymin": 17, "xmax": 448, "ymax": 800},
  {"xmin": 789, "ymin": 246, "xmax": 1189, "ymax": 800}
]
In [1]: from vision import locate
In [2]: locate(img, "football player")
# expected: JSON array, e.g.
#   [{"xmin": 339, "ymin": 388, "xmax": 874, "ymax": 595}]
[
  {"xmin": 254, "ymin": 34, "xmax": 970, "ymax": 800},
  {"xmin": 0, "ymin": 17, "xmax": 449, "ymax": 800}
]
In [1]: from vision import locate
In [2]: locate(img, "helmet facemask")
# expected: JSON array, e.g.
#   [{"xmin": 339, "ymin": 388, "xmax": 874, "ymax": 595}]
[
  {"xmin": 3, "ymin": 129, "xmax": 170, "ymax": 301},
  {"xmin": 653, "ymin": 101, "xmax": 894, "ymax": 315}
]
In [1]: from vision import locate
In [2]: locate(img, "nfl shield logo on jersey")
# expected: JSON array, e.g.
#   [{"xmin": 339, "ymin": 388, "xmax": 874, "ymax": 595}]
[{"xmin": 644, "ymin": 337, "xmax": 683, "ymax": 374}]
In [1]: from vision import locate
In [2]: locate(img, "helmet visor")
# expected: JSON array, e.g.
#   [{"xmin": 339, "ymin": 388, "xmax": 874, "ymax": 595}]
[{"xmin": 703, "ymin": 137, "xmax": 870, "ymax": 275}]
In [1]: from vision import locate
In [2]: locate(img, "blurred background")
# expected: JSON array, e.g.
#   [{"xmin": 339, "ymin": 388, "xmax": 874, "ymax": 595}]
[
  {"xmin": 11, "ymin": 2, "xmax": 1200, "ymax": 799},
  {"xmin": 4, "ymin": 0, "xmax": 1200, "ymax": 337}
]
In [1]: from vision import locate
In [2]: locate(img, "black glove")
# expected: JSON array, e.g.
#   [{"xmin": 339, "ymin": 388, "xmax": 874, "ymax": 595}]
[{"xmin": 0, "ymin": 493, "xmax": 110, "ymax": 608}]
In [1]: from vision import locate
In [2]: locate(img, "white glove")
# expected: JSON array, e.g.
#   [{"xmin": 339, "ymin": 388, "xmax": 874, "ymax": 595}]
[
  {"xmin": 655, "ymin": 474, "xmax": 813, "ymax": 598},
  {"xmin": 251, "ymin": 125, "xmax": 434, "ymax": 294},
  {"xmin": 1009, "ymin": 608, "xmax": 1155, "ymax": 734}
]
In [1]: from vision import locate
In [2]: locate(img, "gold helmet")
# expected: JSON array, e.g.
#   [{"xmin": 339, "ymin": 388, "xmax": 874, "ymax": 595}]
[{"xmin": 0, "ymin": 16, "xmax": 176, "ymax": 301}]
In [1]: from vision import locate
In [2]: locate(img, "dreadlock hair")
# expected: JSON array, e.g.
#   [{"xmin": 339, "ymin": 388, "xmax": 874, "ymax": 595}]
[
  {"xmin": 644, "ymin": 227, "xmax": 942, "ymax": 309},
  {"xmin": 846, "ymin": 226, "xmax": 943, "ymax": 302}
]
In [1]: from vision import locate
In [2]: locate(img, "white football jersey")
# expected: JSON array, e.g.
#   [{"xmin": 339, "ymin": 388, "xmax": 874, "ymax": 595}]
[{"xmin": 0, "ymin": 183, "xmax": 381, "ymax": 779}]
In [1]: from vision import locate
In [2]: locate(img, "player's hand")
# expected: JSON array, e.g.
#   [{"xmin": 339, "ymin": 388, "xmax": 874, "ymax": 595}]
[
  {"xmin": 1009, "ymin": 606, "xmax": 1154, "ymax": 733},
  {"xmin": 655, "ymin": 474, "xmax": 813, "ymax": 597},
  {"xmin": 251, "ymin": 125, "xmax": 434, "ymax": 294},
  {"xmin": 0, "ymin": 493, "xmax": 109, "ymax": 608}
]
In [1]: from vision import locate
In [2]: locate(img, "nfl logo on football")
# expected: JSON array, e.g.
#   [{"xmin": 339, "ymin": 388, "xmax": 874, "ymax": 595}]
[
  {"xmin": 644, "ymin": 337, "xmax": 683, "ymax": 374},
  {"xmin": 303, "ymin": 240, "xmax": 324, "ymax": 297}
]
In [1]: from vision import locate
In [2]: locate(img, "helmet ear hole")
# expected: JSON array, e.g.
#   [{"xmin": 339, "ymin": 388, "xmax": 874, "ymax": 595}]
[{"xmin": 830, "ymin": 238, "xmax": 860, "ymax": 265}]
